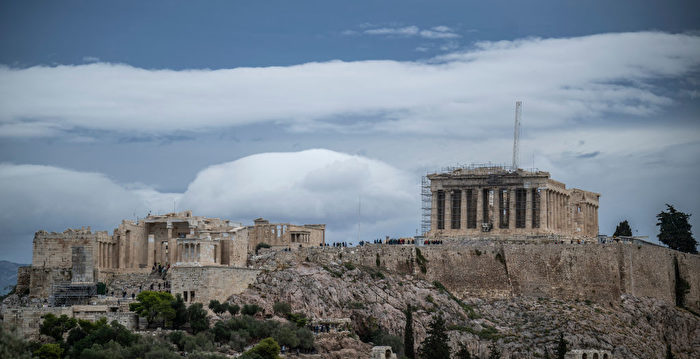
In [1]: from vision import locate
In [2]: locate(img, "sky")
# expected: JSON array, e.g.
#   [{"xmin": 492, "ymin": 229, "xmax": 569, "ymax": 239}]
[{"xmin": 1, "ymin": 1, "xmax": 699, "ymax": 263}]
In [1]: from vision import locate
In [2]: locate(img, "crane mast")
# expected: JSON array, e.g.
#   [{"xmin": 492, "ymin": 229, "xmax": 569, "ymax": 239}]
[{"xmin": 512, "ymin": 101, "xmax": 522, "ymax": 171}]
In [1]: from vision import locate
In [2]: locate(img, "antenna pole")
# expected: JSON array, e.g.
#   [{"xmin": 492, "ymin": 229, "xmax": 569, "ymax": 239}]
[{"xmin": 512, "ymin": 101, "xmax": 522, "ymax": 171}]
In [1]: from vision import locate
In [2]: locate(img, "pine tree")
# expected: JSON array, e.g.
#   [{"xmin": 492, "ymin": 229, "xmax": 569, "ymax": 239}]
[
  {"xmin": 666, "ymin": 344, "xmax": 675, "ymax": 359},
  {"xmin": 404, "ymin": 304, "xmax": 415, "ymax": 359},
  {"xmin": 657, "ymin": 204, "xmax": 697, "ymax": 254},
  {"xmin": 556, "ymin": 333, "xmax": 567, "ymax": 359},
  {"xmin": 613, "ymin": 220, "xmax": 632, "ymax": 237},
  {"xmin": 487, "ymin": 343, "xmax": 501, "ymax": 359},
  {"xmin": 418, "ymin": 314, "xmax": 450, "ymax": 359},
  {"xmin": 455, "ymin": 343, "xmax": 471, "ymax": 359}
]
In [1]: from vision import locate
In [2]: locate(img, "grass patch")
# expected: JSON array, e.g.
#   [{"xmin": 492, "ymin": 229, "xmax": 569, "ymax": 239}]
[
  {"xmin": 447, "ymin": 324, "xmax": 501, "ymax": 341},
  {"xmin": 415, "ymin": 248, "xmax": 428, "ymax": 274},
  {"xmin": 322, "ymin": 265, "xmax": 343, "ymax": 278},
  {"xmin": 432, "ymin": 281, "xmax": 480, "ymax": 319}
]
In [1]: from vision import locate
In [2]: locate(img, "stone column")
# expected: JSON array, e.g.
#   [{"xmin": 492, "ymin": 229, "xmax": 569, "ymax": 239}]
[
  {"xmin": 508, "ymin": 188, "xmax": 516, "ymax": 230},
  {"xmin": 147, "ymin": 234, "xmax": 155, "ymax": 268},
  {"xmin": 196, "ymin": 244, "xmax": 200, "ymax": 262},
  {"xmin": 552, "ymin": 192, "xmax": 558, "ymax": 231},
  {"xmin": 430, "ymin": 189, "xmax": 438, "ymax": 233},
  {"xmin": 461, "ymin": 189, "xmax": 468, "ymax": 232},
  {"xmin": 525, "ymin": 188, "xmax": 533, "ymax": 229},
  {"xmin": 445, "ymin": 191, "xmax": 452, "ymax": 231},
  {"xmin": 476, "ymin": 188, "xmax": 484, "ymax": 228}
]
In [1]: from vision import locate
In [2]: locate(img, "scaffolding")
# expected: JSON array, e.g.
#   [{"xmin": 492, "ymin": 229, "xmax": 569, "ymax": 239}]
[
  {"xmin": 49, "ymin": 282, "xmax": 96, "ymax": 307},
  {"xmin": 420, "ymin": 175, "xmax": 432, "ymax": 236}
]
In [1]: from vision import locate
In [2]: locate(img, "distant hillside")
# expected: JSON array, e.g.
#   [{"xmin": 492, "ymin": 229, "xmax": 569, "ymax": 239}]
[{"xmin": 0, "ymin": 260, "xmax": 26, "ymax": 295}]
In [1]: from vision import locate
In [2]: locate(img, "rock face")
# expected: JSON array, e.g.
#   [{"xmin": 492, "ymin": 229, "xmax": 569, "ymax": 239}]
[{"xmin": 229, "ymin": 248, "xmax": 699, "ymax": 359}]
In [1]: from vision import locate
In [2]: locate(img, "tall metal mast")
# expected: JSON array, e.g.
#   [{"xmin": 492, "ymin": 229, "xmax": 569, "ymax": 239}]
[{"xmin": 512, "ymin": 101, "xmax": 522, "ymax": 171}]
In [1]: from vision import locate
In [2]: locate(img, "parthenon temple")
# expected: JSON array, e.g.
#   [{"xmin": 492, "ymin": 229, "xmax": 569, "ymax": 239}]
[{"xmin": 427, "ymin": 166, "xmax": 599, "ymax": 239}]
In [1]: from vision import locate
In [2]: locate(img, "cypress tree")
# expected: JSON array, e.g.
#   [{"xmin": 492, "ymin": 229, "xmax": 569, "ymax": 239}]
[
  {"xmin": 556, "ymin": 333, "xmax": 567, "ymax": 359},
  {"xmin": 404, "ymin": 304, "xmax": 415, "ymax": 359},
  {"xmin": 418, "ymin": 314, "xmax": 450, "ymax": 359},
  {"xmin": 657, "ymin": 204, "xmax": 697, "ymax": 254},
  {"xmin": 613, "ymin": 220, "xmax": 632, "ymax": 237}
]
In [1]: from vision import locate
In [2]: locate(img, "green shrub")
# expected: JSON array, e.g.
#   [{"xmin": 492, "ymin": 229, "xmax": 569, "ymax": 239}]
[
  {"xmin": 343, "ymin": 262, "xmax": 356, "ymax": 271},
  {"xmin": 243, "ymin": 337, "xmax": 280, "ymax": 359},
  {"xmin": 187, "ymin": 303, "xmax": 210, "ymax": 334},
  {"xmin": 228, "ymin": 303, "xmax": 241, "ymax": 316},
  {"xmin": 96, "ymin": 282, "xmax": 107, "ymax": 295},
  {"xmin": 415, "ymin": 248, "xmax": 428, "ymax": 274},
  {"xmin": 255, "ymin": 242, "xmax": 271, "ymax": 254},
  {"xmin": 273, "ymin": 302, "xmax": 292, "ymax": 317},
  {"xmin": 242, "ymin": 304, "xmax": 263, "ymax": 316},
  {"xmin": 33, "ymin": 343, "xmax": 63, "ymax": 359}
]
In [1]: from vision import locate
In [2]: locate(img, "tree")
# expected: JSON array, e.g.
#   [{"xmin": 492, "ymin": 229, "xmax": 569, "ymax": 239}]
[
  {"xmin": 544, "ymin": 347, "xmax": 551, "ymax": 359},
  {"xmin": 666, "ymin": 344, "xmax": 675, "ymax": 359},
  {"xmin": 556, "ymin": 333, "xmax": 567, "ymax": 359},
  {"xmin": 273, "ymin": 301, "xmax": 292, "ymax": 317},
  {"xmin": 40, "ymin": 313, "xmax": 77, "ymax": 342},
  {"xmin": 209, "ymin": 300, "xmax": 228, "ymax": 315},
  {"xmin": 418, "ymin": 314, "xmax": 450, "ymax": 359},
  {"xmin": 187, "ymin": 302, "xmax": 210, "ymax": 334},
  {"xmin": 172, "ymin": 294, "xmax": 188, "ymax": 329},
  {"xmin": 244, "ymin": 337, "xmax": 280, "ymax": 359},
  {"xmin": 455, "ymin": 343, "xmax": 472, "ymax": 359},
  {"xmin": 613, "ymin": 220, "xmax": 632, "ymax": 237},
  {"xmin": 228, "ymin": 303, "xmax": 240, "ymax": 316},
  {"xmin": 488, "ymin": 342, "xmax": 501, "ymax": 359},
  {"xmin": 242, "ymin": 303, "xmax": 263, "ymax": 316},
  {"xmin": 404, "ymin": 304, "xmax": 415, "ymax": 359},
  {"xmin": 129, "ymin": 291, "xmax": 176, "ymax": 328},
  {"xmin": 33, "ymin": 343, "xmax": 63, "ymax": 359},
  {"xmin": 657, "ymin": 204, "xmax": 697, "ymax": 254}
]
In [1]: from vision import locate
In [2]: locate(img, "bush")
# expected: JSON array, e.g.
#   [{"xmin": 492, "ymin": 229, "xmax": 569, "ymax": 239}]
[
  {"xmin": 228, "ymin": 304, "xmax": 240, "ymax": 316},
  {"xmin": 415, "ymin": 248, "xmax": 428, "ymax": 274},
  {"xmin": 273, "ymin": 302, "xmax": 292, "ymax": 317},
  {"xmin": 244, "ymin": 337, "xmax": 280, "ymax": 359},
  {"xmin": 129, "ymin": 291, "xmax": 176, "ymax": 328},
  {"xmin": 255, "ymin": 242, "xmax": 271, "ymax": 254},
  {"xmin": 33, "ymin": 343, "xmax": 63, "ymax": 359},
  {"xmin": 40, "ymin": 313, "xmax": 77, "ymax": 342},
  {"xmin": 343, "ymin": 262, "xmax": 356, "ymax": 271},
  {"xmin": 242, "ymin": 304, "xmax": 263, "ymax": 316},
  {"xmin": 187, "ymin": 303, "xmax": 210, "ymax": 334},
  {"xmin": 96, "ymin": 282, "xmax": 107, "ymax": 295}
]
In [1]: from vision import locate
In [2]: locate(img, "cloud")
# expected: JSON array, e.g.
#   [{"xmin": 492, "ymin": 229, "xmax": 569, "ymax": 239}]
[
  {"xmin": 0, "ymin": 150, "xmax": 417, "ymax": 262},
  {"xmin": 179, "ymin": 149, "xmax": 416, "ymax": 229},
  {"xmin": 359, "ymin": 24, "xmax": 460, "ymax": 39},
  {"xmin": 364, "ymin": 26, "xmax": 419, "ymax": 36},
  {"xmin": 1, "ymin": 32, "xmax": 698, "ymax": 139},
  {"xmin": 82, "ymin": 56, "xmax": 100, "ymax": 63}
]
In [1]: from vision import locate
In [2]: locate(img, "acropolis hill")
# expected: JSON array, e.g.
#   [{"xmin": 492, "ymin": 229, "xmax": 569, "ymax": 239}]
[{"xmin": 2, "ymin": 208, "xmax": 699, "ymax": 357}]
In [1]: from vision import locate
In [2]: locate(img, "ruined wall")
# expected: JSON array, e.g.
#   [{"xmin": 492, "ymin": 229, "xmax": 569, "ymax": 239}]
[
  {"xmin": 29, "ymin": 267, "xmax": 71, "ymax": 298},
  {"xmin": 279, "ymin": 243, "xmax": 699, "ymax": 312},
  {"xmin": 15, "ymin": 266, "xmax": 31, "ymax": 295},
  {"xmin": 170, "ymin": 266, "xmax": 260, "ymax": 304},
  {"xmin": 32, "ymin": 229, "xmax": 107, "ymax": 268},
  {"xmin": 1, "ymin": 306, "xmax": 72, "ymax": 338}
]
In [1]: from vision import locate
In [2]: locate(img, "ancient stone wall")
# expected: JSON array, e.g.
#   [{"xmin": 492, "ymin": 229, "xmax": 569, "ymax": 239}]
[
  {"xmin": 15, "ymin": 266, "xmax": 31, "ymax": 294},
  {"xmin": 170, "ymin": 266, "xmax": 260, "ymax": 304},
  {"xmin": 32, "ymin": 229, "xmax": 108, "ymax": 268},
  {"xmin": 29, "ymin": 267, "xmax": 72, "ymax": 298},
  {"xmin": 1, "ymin": 306, "xmax": 72, "ymax": 338},
  {"xmin": 274, "ymin": 242, "xmax": 699, "ymax": 312}
]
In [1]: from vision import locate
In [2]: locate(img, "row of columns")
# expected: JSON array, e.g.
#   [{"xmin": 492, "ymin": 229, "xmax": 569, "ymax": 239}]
[
  {"xmin": 580, "ymin": 202, "xmax": 598, "ymax": 236},
  {"xmin": 545, "ymin": 189, "xmax": 569, "ymax": 232},
  {"xmin": 98, "ymin": 242, "xmax": 116, "ymax": 268},
  {"xmin": 436, "ymin": 187, "xmax": 539, "ymax": 231},
  {"xmin": 177, "ymin": 243, "xmax": 200, "ymax": 262}
]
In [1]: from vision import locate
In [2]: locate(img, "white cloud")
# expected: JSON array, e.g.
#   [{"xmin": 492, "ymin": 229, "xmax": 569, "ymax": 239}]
[
  {"xmin": 364, "ymin": 26, "xmax": 419, "ymax": 36},
  {"xmin": 1, "ymin": 32, "xmax": 698, "ymax": 139},
  {"xmin": 82, "ymin": 56, "xmax": 100, "ymax": 63},
  {"xmin": 0, "ymin": 150, "xmax": 418, "ymax": 262},
  {"xmin": 419, "ymin": 30, "xmax": 460, "ymax": 39},
  {"xmin": 179, "ymin": 149, "xmax": 416, "ymax": 229}
]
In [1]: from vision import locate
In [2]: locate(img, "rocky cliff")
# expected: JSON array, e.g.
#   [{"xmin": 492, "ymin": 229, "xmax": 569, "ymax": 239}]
[{"xmin": 228, "ymin": 244, "xmax": 699, "ymax": 358}]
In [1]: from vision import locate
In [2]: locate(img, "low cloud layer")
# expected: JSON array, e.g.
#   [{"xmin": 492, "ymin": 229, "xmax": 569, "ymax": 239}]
[
  {"xmin": 0, "ymin": 150, "xmax": 417, "ymax": 263},
  {"xmin": 1, "ymin": 32, "xmax": 698, "ymax": 138}
]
